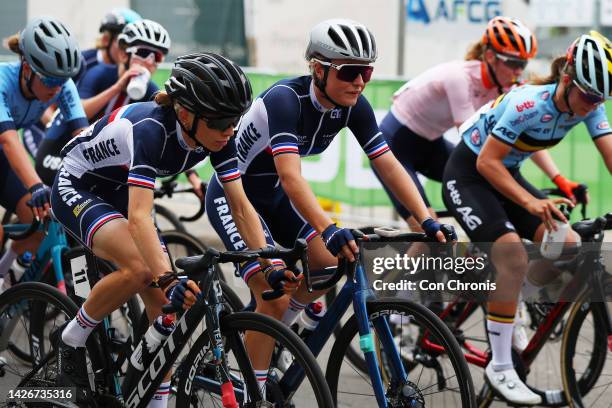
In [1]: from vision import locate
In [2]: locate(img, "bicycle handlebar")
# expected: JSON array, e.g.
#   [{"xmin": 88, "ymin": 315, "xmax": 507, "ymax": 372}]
[
  {"xmin": 153, "ymin": 175, "xmax": 207, "ymax": 222},
  {"xmin": 4, "ymin": 219, "xmax": 41, "ymax": 241}
]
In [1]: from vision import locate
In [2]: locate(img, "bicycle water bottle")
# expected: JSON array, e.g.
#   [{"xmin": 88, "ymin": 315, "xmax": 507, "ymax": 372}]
[
  {"xmin": 124, "ymin": 314, "xmax": 175, "ymax": 390},
  {"xmin": 126, "ymin": 69, "xmax": 151, "ymax": 100},
  {"xmin": 2, "ymin": 251, "xmax": 32, "ymax": 290},
  {"xmin": 298, "ymin": 302, "xmax": 325, "ymax": 339},
  {"xmin": 540, "ymin": 205, "xmax": 570, "ymax": 260}
]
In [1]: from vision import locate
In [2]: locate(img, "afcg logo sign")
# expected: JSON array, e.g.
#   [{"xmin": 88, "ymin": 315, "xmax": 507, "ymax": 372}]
[{"xmin": 407, "ymin": 0, "xmax": 502, "ymax": 24}]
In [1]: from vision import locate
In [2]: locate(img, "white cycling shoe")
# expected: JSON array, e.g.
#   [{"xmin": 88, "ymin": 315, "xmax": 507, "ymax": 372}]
[{"xmin": 485, "ymin": 363, "xmax": 541, "ymax": 405}]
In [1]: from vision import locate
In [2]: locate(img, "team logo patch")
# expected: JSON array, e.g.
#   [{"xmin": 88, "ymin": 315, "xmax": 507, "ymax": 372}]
[
  {"xmin": 470, "ymin": 128, "xmax": 481, "ymax": 146},
  {"xmin": 540, "ymin": 114, "xmax": 553, "ymax": 123},
  {"xmin": 516, "ymin": 100, "xmax": 535, "ymax": 112},
  {"xmin": 597, "ymin": 121, "xmax": 610, "ymax": 130},
  {"xmin": 541, "ymin": 91, "xmax": 551, "ymax": 100}
]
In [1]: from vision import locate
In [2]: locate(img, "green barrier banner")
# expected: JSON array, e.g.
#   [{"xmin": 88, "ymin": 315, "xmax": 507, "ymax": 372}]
[{"xmin": 152, "ymin": 69, "xmax": 611, "ymax": 219}]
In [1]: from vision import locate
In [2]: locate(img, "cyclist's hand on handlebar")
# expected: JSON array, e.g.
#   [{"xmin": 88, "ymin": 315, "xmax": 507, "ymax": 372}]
[
  {"xmin": 525, "ymin": 197, "xmax": 573, "ymax": 231},
  {"xmin": 552, "ymin": 174, "xmax": 587, "ymax": 204},
  {"xmin": 186, "ymin": 171, "xmax": 205, "ymax": 200},
  {"xmin": 263, "ymin": 266, "xmax": 303, "ymax": 296},
  {"xmin": 421, "ymin": 218, "xmax": 457, "ymax": 242},
  {"xmin": 28, "ymin": 183, "xmax": 51, "ymax": 220},
  {"xmin": 321, "ymin": 224, "xmax": 358, "ymax": 262},
  {"xmin": 166, "ymin": 277, "xmax": 201, "ymax": 310}
]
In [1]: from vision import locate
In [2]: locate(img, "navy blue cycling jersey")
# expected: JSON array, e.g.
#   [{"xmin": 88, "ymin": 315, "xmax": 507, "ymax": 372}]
[
  {"xmin": 460, "ymin": 83, "xmax": 611, "ymax": 168},
  {"xmin": 235, "ymin": 75, "xmax": 389, "ymax": 176},
  {"xmin": 73, "ymin": 48, "xmax": 104, "ymax": 87},
  {"xmin": 61, "ymin": 102, "xmax": 239, "ymax": 190},
  {"xmin": 0, "ymin": 62, "xmax": 87, "ymax": 134}
]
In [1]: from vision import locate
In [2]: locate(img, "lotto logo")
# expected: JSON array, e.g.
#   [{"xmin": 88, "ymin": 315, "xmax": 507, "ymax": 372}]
[{"xmin": 516, "ymin": 100, "xmax": 535, "ymax": 112}]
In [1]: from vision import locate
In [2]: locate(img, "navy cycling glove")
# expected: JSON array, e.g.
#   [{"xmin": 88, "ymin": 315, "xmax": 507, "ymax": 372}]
[
  {"xmin": 421, "ymin": 218, "xmax": 458, "ymax": 241},
  {"xmin": 321, "ymin": 224, "xmax": 355, "ymax": 257},
  {"xmin": 28, "ymin": 183, "xmax": 51, "ymax": 210},
  {"xmin": 166, "ymin": 277, "xmax": 197, "ymax": 310}
]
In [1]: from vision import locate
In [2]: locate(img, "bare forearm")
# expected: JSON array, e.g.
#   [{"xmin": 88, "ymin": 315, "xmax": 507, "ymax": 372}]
[
  {"xmin": 530, "ymin": 150, "xmax": 560, "ymax": 179},
  {"xmin": 82, "ymin": 85, "xmax": 122, "ymax": 119},
  {"xmin": 128, "ymin": 215, "xmax": 171, "ymax": 277},
  {"xmin": 230, "ymin": 201, "xmax": 269, "ymax": 250},
  {"xmin": 280, "ymin": 175, "xmax": 333, "ymax": 232},
  {"xmin": 2, "ymin": 138, "xmax": 40, "ymax": 188}
]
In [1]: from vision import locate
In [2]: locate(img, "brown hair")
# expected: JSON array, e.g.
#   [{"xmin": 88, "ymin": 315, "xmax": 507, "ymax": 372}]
[
  {"xmin": 154, "ymin": 91, "xmax": 173, "ymax": 107},
  {"xmin": 530, "ymin": 55, "xmax": 574, "ymax": 85},
  {"xmin": 465, "ymin": 41, "xmax": 486, "ymax": 61},
  {"xmin": 4, "ymin": 33, "xmax": 22, "ymax": 55},
  {"xmin": 95, "ymin": 32, "xmax": 112, "ymax": 50}
]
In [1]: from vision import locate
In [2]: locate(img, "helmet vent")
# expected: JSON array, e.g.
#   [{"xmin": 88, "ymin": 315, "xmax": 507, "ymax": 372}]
[
  {"xmin": 356, "ymin": 29, "xmax": 370, "ymax": 58},
  {"xmin": 33, "ymin": 32, "xmax": 47, "ymax": 52},
  {"xmin": 38, "ymin": 22, "xmax": 52, "ymax": 37},
  {"xmin": 340, "ymin": 25, "xmax": 359, "ymax": 56},
  {"xmin": 65, "ymin": 48, "xmax": 72, "ymax": 68},
  {"xmin": 49, "ymin": 20, "xmax": 62, "ymax": 35},
  {"xmin": 55, "ymin": 51, "xmax": 63, "ymax": 70},
  {"xmin": 31, "ymin": 56, "xmax": 44, "ymax": 72},
  {"xmin": 327, "ymin": 28, "xmax": 346, "ymax": 52}
]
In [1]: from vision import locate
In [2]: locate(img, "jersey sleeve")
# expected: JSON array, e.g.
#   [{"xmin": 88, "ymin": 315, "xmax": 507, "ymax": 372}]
[
  {"xmin": 56, "ymin": 79, "xmax": 88, "ymax": 133},
  {"xmin": 489, "ymin": 93, "xmax": 538, "ymax": 146},
  {"xmin": 127, "ymin": 120, "xmax": 164, "ymax": 189},
  {"xmin": 583, "ymin": 104, "xmax": 611, "ymax": 139},
  {"xmin": 347, "ymin": 95, "xmax": 390, "ymax": 160},
  {"xmin": 0, "ymin": 91, "xmax": 16, "ymax": 134},
  {"xmin": 261, "ymin": 86, "xmax": 301, "ymax": 157},
  {"xmin": 443, "ymin": 69, "xmax": 474, "ymax": 124},
  {"xmin": 210, "ymin": 137, "xmax": 240, "ymax": 183}
]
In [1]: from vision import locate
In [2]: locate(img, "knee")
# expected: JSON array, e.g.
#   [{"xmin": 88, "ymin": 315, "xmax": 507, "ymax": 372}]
[
  {"xmin": 121, "ymin": 260, "xmax": 156, "ymax": 290},
  {"xmin": 493, "ymin": 245, "xmax": 529, "ymax": 278}
]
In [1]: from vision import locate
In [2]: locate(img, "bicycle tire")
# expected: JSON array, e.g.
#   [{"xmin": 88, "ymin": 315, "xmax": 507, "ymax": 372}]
[
  {"xmin": 0, "ymin": 282, "xmax": 77, "ymax": 372},
  {"xmin": 174, "ymin": 311, "xmax": 334, "ymax": 407},
  {"xmin": 562, "ymin": 300, "xmax": 610, "ymax": 408},
  {"xmin": 326, "ymin": 299, "xmax": 475, "ymax": 407},
  {"xmin": 154, "ymin": 203, "xmax": 187, "ymax": 233}
]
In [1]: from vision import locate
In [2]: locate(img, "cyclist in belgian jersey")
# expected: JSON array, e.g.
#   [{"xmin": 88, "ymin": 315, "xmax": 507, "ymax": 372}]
[
  {"xmin": 51, "ymin": 53, "xmax": 282, "ymax": 406},
  {"xmin": 0, "ymin": 17, "xmax": 87, "ymax": 283},
  {"xmin": 441, "ymin": 33, "xmax": 612, "ymax": 405},
  {"xmin": 377, "ymin": 16, "xmax": 580, "ymax": 230},
  {"xmin": 21, "ymin": 8, "xmax": 141, "ymax": 157},
  {"xmin": 36, "ymin": 19, "xmax": 171, "ymax": 185},
  {"xmin": 206, "ymin": 19, "xmax": 456, "ymax": 387}
]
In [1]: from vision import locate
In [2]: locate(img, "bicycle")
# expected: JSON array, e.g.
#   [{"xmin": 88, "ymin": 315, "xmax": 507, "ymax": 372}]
[
  {"xmin": 3, "ymin": 240, "xmax": 333, "ymax": 407},
  {"xmin": 153, "ymin": 174, "xmax": 208, "ymax": 233}
]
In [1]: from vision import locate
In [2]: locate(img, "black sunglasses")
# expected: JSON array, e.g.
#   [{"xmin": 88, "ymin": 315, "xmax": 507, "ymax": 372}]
[
  {"xmin": 202, "ymin": 115, "xmax": 241, "ymax": 131},
  {"xmin": 126, "ymin": 46, "xmax": 164, "ymax": 63},
  {"xmin": 495, "ymin": 53, "xmax": 528, "ymax": 70},
  {"xmin": 313, "ymin": 59, "xmax": 374, "ymax": 83}
]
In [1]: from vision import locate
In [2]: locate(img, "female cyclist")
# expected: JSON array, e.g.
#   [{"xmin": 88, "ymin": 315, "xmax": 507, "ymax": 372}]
[
  {"xmin": 377, "ymin": 16, "xmax": 581, "ymax": 230},
  {"xmin": 36, "ymin": 19, "xmax": 171, "ymax": 185},
  {"xmin": 21, "ymin": 8, "xmax": 142, "ymax": 157},
  {"xmin": 50, "ymin": 52, "xmax": 284, "ymax": 406},
  {"xmin": 206, "ymin": 18, "xmax": 456, "ymax": 392},
  {"xmin": 0, "ymin": 17, "xmax": 87, "ymax": 283},
  {"xmin": 441, "ymin": 32, "xmax": 612, "ymax": 405}
]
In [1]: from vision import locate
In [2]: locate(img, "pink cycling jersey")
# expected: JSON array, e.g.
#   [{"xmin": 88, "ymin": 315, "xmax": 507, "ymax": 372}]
[{"xmin": 390, "ymin": 60, "xmax": 500, "ymax": 141}]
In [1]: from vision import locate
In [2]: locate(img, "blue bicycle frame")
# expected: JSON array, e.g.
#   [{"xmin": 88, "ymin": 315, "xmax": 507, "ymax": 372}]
[
  {"xmin": 279, "ymin": 259, "xmax": 409, "ymax": 407},
  {"xmin": 3, "ymin": 220, "xmax": 69, "ymax": 294}
]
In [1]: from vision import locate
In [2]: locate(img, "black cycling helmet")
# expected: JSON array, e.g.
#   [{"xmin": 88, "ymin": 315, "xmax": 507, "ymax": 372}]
[
  {"xmin": 164, "ymin": 52, "xmax": 252, "ymax": 118},
  {"xmin": 99, "ymin": 8, "xmax": 142, "ymax": 34}
]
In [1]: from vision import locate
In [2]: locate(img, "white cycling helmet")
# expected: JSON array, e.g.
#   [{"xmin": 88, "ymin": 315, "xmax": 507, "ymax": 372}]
[
  {"xmin": 305, "ymin": 19, "xmax": 377, "ymax": 63},
  {"xmin": 567, "ymin": 32, "xmax": 612, "ymax": 99},
  {"xmin": 20, "ymin": 16, "xmax": 81, "ymax": 78},
  {"xmin": 118, "ymin": 19, "xmax": 171, "ymax": 55}
]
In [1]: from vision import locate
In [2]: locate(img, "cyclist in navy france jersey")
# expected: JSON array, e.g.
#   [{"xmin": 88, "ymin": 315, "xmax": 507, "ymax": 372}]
[
  {"xmin": 441, "ymin": 32, "xmax": 612, "ymax": 405},
  {"xmin": 51, "ymin": 53, "xmax": 287, "ymax": 406},
  {"xmin": 206, "ymin": 19, "xmax": 456, "ymax": 387},
  {"xmin": 0, "ymin": 17, "xmax": 86, "ymax": 289},
  {"xmin": 36, "ymin": 19, "xmax": 170, "ymax": 186},
  {"xmin": 21, "ymin": 8, "xmax": 141, "ymax": 158}
]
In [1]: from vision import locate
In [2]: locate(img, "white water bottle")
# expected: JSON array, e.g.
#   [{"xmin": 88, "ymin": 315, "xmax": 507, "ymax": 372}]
[
  {"xmin": 126, "ymin": 68, "xmax": 151, "ymax": 100},
  {"xmin": 129, "ymin": 314, "xmax": 174, "ymax": 371},
  {"xmin": 540, "ymin": 206, "xmax": 570, "ymax": 260},
  {"xmin": 298, "ymin": 301, "xmax": 325, "ymax": 339}
]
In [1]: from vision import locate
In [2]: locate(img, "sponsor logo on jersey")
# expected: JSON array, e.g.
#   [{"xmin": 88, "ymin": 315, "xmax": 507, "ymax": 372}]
[
  {"xmin": 495, "ymin": 126, "xmax": 517, "ymax": 140},
  {"xmin": 446, "ymin": 180, "xmax": 462, "ymax": 205},
  {"xmin": 510, "ymin": 111, "xmax": 538, "ymax": 127},
  {"xmin": 457, "ymin": 206, "xmax": 483, "ymax": 231},
  {"xmin": 470, "ymin": 128, "xmax": 481, "ymax": 146},
  {"xmin": 330, "ymin": 109, "xmax": 342, "ymax": 119},
  {"xmin": 597, "ymin": 121, "xmax": 610, "ymax": 130},
  {"xmin": 540, "ymin": 91, "xmax": 551, "ymax": 100},
  {"xmin": 540, "ymin": 114, "xmax": 553, "ymax": 123},
  {"xmin": 516, "ymin": 100, "xmax": 535, "ymax": 112},
  {"xmin": 73, "ymin": 198, "xmax": 93, "ymax": 217}
]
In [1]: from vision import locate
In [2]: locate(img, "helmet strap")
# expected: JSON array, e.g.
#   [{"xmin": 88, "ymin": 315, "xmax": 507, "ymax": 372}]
[
  {"xmin": 21, "ymin": 62, "xmax": 35, "ymax": 97},
  {"xmin": 178, "ymin": 113, "xmax": 206, "ymax": 150},
  {"xmin": 486, "ymin": 61, "xmax": 504, "ymax": 94},
  {"xmin": 563, "ymin": 82, "xmax": 575, "ymax": 116},
  {"xmin": 314, "ymin": 66, "xmax": 347, "ymax": 108}
]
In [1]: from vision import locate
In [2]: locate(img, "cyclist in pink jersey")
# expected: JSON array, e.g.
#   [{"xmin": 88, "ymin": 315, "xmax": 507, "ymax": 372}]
[{"xmin": 375, "ymin": 17, "xmax": 581, "ymax": 230}]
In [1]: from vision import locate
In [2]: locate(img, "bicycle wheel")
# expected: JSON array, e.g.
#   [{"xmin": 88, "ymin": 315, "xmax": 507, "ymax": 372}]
[
  {"xmin": 174, "ymin": 311, "xmax": 334, "ymax": 407},
  {"xmin": 155, "ymin": 203, "xmax": 187, "ymax": 232},
  {"xmin": 326, "ymin": 299, "xmax": 475, "ymax": 407},
  {"xmin": 562, "ymin": 300, "xmax": 610, "ymax": 408},
  {"xmin": 161, "ymin": 230, "xmax": 226, "ymax": 283},
  {"xmin": 0, "ymin": 282, "xmax": 78, "ymax": 401}
]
